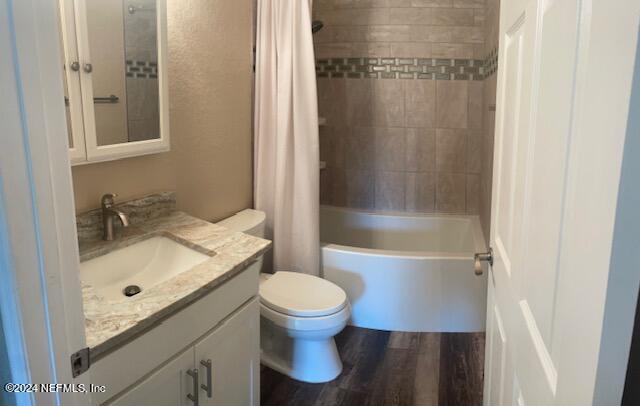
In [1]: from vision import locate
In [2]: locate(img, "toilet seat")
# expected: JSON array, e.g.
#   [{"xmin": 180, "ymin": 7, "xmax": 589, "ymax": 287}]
[
  {"xmin": 260, "ymin": 301, "xmax": 351, "ymax": 331},
  {"xmin": 259, "ymin": 271, "xmax": 347, "ymax": 318}
]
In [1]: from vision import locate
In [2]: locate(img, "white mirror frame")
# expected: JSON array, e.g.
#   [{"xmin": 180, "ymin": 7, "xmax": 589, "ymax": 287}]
[
  {"xmin": 59, "ymin": 0, "xmax": 87, "ymax": 165},
  {"xmin": 62, "ymin": 0, "xmax": 170, "ymax": 165}
]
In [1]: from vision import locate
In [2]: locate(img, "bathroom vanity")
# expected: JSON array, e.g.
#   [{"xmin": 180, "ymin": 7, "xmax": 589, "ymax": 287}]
[{"xmin": 77, "ymin": 193, "xmax": 270, "ymax": 405}]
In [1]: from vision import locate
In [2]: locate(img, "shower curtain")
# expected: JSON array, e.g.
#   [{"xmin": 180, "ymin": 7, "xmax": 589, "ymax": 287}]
[{"xmin": 254, "ymin": 0, "xmax": 320, "ymax": 275}]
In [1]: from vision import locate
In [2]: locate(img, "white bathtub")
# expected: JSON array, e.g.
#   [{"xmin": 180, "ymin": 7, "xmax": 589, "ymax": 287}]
[{"xmin": 320, "ymin": 206, "xmax": 488, "ymax": 332}]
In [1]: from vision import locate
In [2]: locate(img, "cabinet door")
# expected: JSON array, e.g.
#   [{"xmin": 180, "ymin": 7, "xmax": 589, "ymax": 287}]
[
  {"xmin": 195, "ymin": 298, "xmax": 260, "ymax": 406},
  {"xmin": 108, "ymin": 348, "xmax": 194, "ymax": 406},
  {"xmin": 70, "ymin": 0, "xmax": 171, "ymax": 164},
  {"xmin": 57, "ymin": 0, "xmax": 87, "ymax": 164}
]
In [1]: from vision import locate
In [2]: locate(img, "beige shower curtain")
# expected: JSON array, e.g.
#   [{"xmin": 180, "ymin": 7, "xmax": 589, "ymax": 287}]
[{"xmin": 254, "ymin": 0, "xmax": 320, "ymax": 275}]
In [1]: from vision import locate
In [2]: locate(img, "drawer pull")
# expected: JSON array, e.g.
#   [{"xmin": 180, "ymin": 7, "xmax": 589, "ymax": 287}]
[
  {"xmin": 201, "ymin": 359, "xmax": 213, "ymax": 398},
  {"xmin": 187, "ymin": 368, "xmax": 199, "ymax": 404}
]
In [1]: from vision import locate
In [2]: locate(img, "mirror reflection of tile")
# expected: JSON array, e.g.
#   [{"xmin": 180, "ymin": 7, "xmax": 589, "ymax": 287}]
[{"xmin": 123, "ymin": 0, "xmax": 160, "ymax": 143}]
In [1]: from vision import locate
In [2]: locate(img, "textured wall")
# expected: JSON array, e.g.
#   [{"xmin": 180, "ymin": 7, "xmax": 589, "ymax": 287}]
[
  {"xmin": 72, "ymin": 0, "xmax": 254, "ymax": 223},
  {"xmin": 315, "ymin": 0, "xmax": 490, "ymax": 214},
  {"xmin": 71, "ymin": 153, "xmax": 176, "ymax": 213},
  {"xmin": 167, "ymin": 0, "xmax": 253, "ymax": 222}
]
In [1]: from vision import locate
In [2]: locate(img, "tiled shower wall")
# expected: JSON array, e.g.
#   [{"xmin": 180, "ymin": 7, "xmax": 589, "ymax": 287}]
[
  {"xmin": 313, "ymin": 0, "xmax": 486, "ymax": 60},
  {"xmin": 318, "ymin": 78, "xmax": 484, "ymax": 212},
  {"xmin": 480, "ymin": 0, "xmax": 499, "ymax": 241},
  {"xmin": 315, "ymin": 0, "xmax": 495, "ymax": 214}
]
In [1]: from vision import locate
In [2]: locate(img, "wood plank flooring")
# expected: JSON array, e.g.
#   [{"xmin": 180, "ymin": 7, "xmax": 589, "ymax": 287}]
[{"xmin": 261, "ymin": 326, "xmax": 485, "ymax": 406}]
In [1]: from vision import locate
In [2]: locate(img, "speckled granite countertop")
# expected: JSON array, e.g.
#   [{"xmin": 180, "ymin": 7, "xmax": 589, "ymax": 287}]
[{"xmin": 79, "ymin": 210, "xmax": 270, "ymax": 360}]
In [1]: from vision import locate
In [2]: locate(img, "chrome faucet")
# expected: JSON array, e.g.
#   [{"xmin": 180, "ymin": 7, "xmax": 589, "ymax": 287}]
[{"xmin": 101, "ymin": 193, "xmax": 130, "ymax": 241}]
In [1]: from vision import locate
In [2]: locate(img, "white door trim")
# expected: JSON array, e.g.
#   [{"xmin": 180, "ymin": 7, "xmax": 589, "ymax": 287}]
[{"xmin": 1, "ymin": 0, "xmax": 90, "ymax": 405}]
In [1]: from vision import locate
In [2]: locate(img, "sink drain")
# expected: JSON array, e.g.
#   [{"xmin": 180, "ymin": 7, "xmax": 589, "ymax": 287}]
[{"xmin": 123, "ymin": 285, "xmax": 142, "ymax": 297}]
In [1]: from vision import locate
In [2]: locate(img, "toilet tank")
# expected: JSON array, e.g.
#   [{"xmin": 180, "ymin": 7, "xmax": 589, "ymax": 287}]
[{"xmin": 217, "ymin": 209, "xmax": 266, "ymax": 238}]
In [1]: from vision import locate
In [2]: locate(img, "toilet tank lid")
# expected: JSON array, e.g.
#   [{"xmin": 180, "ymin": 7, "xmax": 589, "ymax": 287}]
[{"xmin": 217, "ymin": 209, "xmax": 266, "ymax": 233}]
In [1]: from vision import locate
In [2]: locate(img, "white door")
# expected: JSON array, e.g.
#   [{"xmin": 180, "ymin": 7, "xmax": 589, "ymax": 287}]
[
  {"xmin": 484, "ymin": 0, "xmax": 640, "ymax": 405},
  {"xmin": 109, "ymin": 349, "xmax": 194, "ymax": 406},
  {"xmin": 194, "ymin": 299, "xmax": 260, "ymax": 406}
]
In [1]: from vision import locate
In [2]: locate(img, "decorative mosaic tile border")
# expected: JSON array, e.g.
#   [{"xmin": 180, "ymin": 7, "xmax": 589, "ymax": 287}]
[
  {"xmin": 316, "ymin": 47, "xmax": 499, "ymax": 81},
  {"xmin": 316, "ymin": 57, "xmax": 485, "ymax": 80},
  {"xmin": 125, "ymin": 60, "xmax": 158, "ymax": 79},
  {"xmin": 483, "ymin": 46, "xmax": 499, "ymax": 78}
]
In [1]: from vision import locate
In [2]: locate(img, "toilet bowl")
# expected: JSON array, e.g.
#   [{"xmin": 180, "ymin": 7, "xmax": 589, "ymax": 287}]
[
  {"xmin": 259, "ymin": 272, "xmax": 350, "ymax": 383},
  {"xmin": 217, "ymin": 209, "xmax": 350, "ymax": 383}
]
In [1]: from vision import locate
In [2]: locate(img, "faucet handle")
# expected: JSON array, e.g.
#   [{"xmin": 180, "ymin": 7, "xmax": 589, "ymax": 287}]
[{"xmin": 101, "ymin": 193, "xmax": 117, "ymax": 208}]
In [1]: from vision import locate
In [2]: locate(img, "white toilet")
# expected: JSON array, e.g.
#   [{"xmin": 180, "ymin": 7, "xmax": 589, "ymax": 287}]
[{"xmin": 218, "ymin": 209, "xmax": 350, "ymax": 383}]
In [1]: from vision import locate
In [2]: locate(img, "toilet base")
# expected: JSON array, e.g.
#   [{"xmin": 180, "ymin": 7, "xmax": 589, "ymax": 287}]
[{"xmin": 260, "ymin": 317, "xmax": 343, "ymax": 383}]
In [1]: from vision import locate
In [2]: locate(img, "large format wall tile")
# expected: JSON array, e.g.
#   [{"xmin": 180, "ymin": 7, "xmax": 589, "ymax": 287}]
[
  {"xmin": 410, "ymin": 0, "xmax": 454, "ymax": 7},
  {"xmin": 346, "ymin": 128, "xmax": 375, "ymax": 170},
  {"xmin": 436, "ymin": 129, "xmax": 467, "ymax": 172},
  {"xmin": 373, "ymin": 80, "xmax": 405, "ymax": 127},
  {"xmin": 320, "ymin": 126, "xmax": 348, "ymax": 169},
  {"xmin": 316, "ymin": 42, "xmax": 393, "ymax": 59},
  {"xmin": 390, "ymin": 42, "xmax": 433, "ymax": 57},
  {"xmin": 432, "ymin": 43, "xmax": 475, "ymax": 59},
  {"xmin": 346, "ymin": 79, "xmax": 374, "ymax": 126},
  {"xmin": 468, "ymin": 81, "xmax": 484, "ymax": 129},
  {"xmin": 388, "ymin": 8, "xmax": 434, "ymax": 25},
  {"xmin": 315, "ymin": 8, "xmax": 390, "ymax": 26},
  {"xmin": 318, "ymin": 78, "xmax": 347, "ymax": 126},
  {"xmin": 331, "ymin": 168, "xmax": 348, "ymax": 206},
  {"xmin": 453, "ymin": 0, "xmax": 485, "ymax": 9},
  {"xmin": 436, "ymin": 81, "xmax": 469, "ymax": 128},
  {"xmin": 317, "ymin": 74, "xmax": 487, "ymax": 214},
  {"xmin": 375, "ymin": 171, "xmax": 406, "ymax": 210},
  {"xmin": 406, "ymin": 171, "xmax": 436, "ymax": 212},
  {"xmin": 346, "ymin": 169, "xmax": 375, "ymax": 209},
  {"xmin": 406, "ymin": 128, "xmax": 436, "ymax": 172},
  {"xmin": 466, "ymin": 134, "xmax": 483, "ymax": 174},
  {"xmin": 406, "ymin": 81, "xmax": 436, "ymax": 128},
  {"xmin": 432, "ymin": 8, "xmax": 475, "ymax": 26},
  {"xmin": 466, "ymin": 173, "xmax": 480, "ymax": 214},
  {"xmin": 320, "ymin": 167, "xmax": 333, "ymax": 205},
  {"xmin": 374, "ymin": 127, "xmax": 407, "ymax": 171},
  {"xmin": 436, "ymin": 172, "xmax": 466, "ymax": 212}
]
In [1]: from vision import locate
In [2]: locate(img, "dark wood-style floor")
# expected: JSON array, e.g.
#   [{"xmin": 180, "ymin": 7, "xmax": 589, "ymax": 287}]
[{"xmin": 261, "ymin": 326, "xmax": 485, "ymax": 406}]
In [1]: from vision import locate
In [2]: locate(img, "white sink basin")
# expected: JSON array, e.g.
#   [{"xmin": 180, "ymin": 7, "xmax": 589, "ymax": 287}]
[{"xmin": 80, "ymin": 236, "xmax": 211, "ymax": 301}]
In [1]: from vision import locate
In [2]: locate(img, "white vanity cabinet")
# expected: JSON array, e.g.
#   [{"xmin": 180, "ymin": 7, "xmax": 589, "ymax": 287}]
[
  {"xmin": 108, "ymin": 348, "xmax": 193, "ymax": 406},
  {"xmin": 92, "ymin": 263, "xmax": 261, "ymax": 406},
  {"xmin": 110, "ymin": 299, "xmax": 259, "ymax": 406},
  {"xmin": 193, "ymin": 299, "xmax": 260, "ymax": 406}
]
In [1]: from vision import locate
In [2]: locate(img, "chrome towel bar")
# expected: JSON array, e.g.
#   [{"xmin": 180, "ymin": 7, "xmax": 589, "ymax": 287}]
[
  {"xmin": 94, "ymin": 95, "xmax": 119, "ymax": 104},
  {"xmin": 64, "ymin": 95, "xmax": 119, "ymax": 106}
]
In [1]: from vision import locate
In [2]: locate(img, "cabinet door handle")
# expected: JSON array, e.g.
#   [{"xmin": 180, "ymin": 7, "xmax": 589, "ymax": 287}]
[
  {"xmin": 200, "ymin": 359, "xmax": 213, "ymax": 398},
  {"xmin": 186, "ymin": 368, "xmax": 199, "ymax": 404}
]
